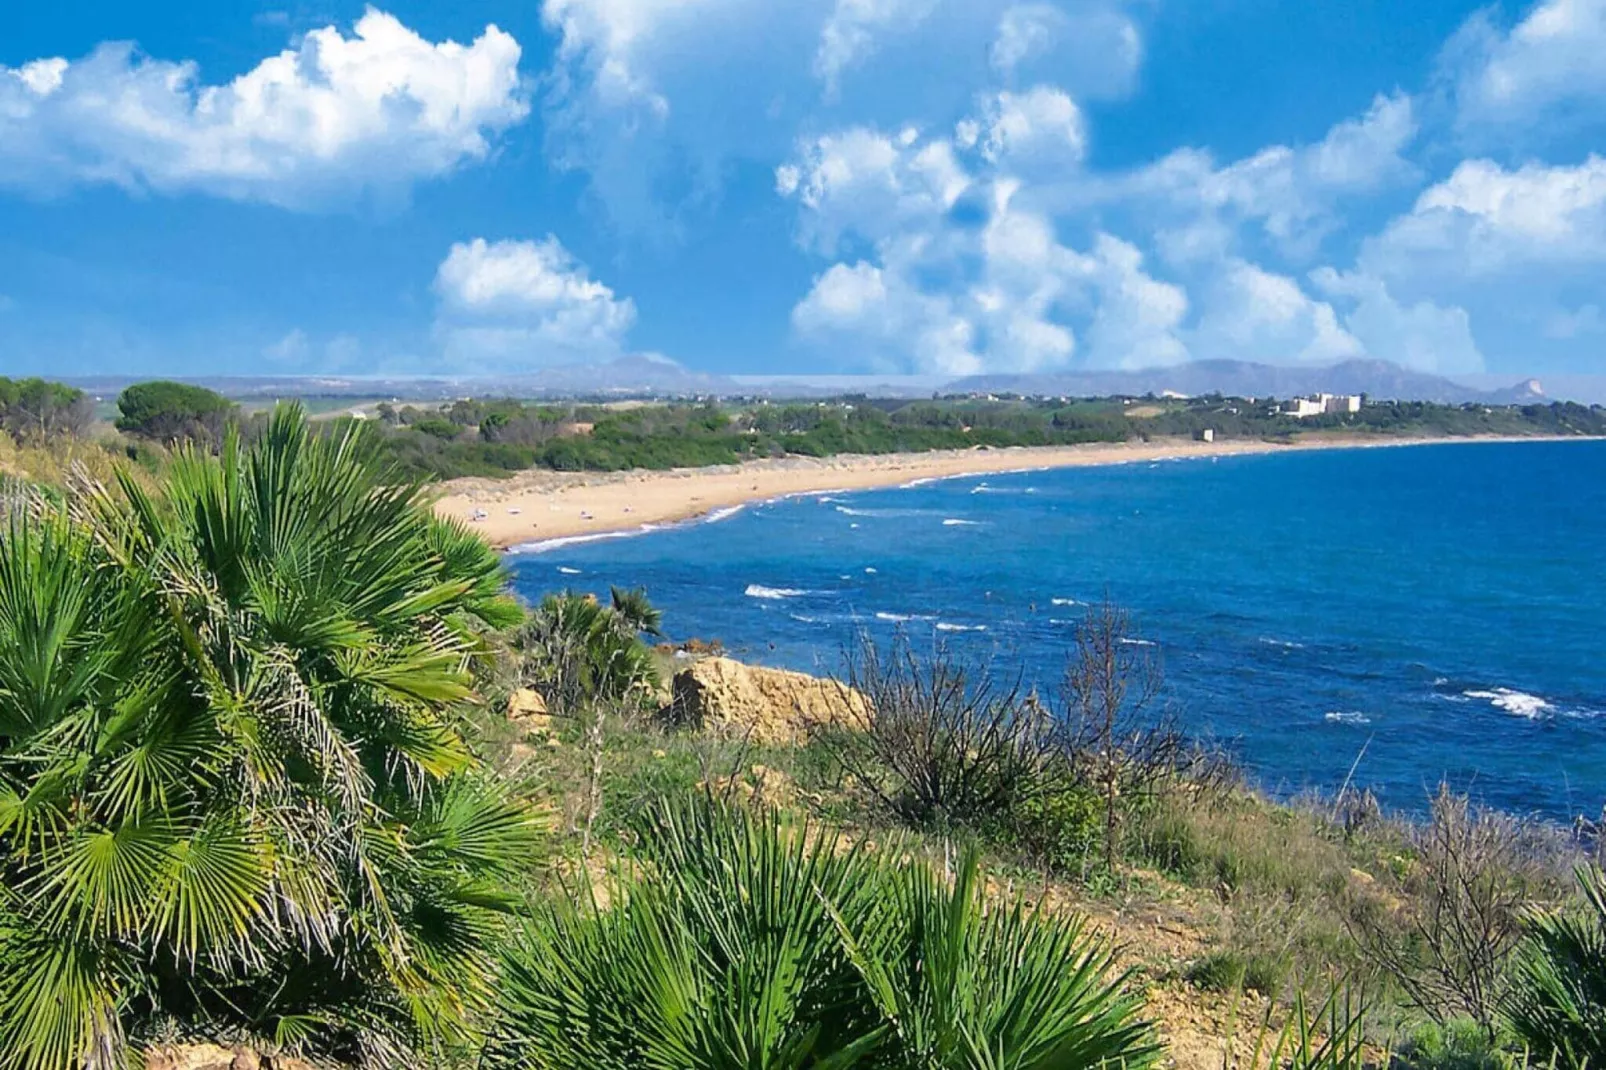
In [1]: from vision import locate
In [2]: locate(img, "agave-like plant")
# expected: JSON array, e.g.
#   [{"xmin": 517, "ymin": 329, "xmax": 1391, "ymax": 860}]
[
  {"xmin": 1505, "ymin": 865, "xmax": 1606, "ymax": 1069},
  {"xmin": 491, "ymin": 796, "xmax": 1158, "ymax": 1070},
  {"xmin": 0, "ymin": 405, "xmax": 541, "ymax": 1069}
]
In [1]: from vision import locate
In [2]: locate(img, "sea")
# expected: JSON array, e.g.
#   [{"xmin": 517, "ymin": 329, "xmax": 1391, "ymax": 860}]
[{"xmin": 507, "ymin": 439, "xmax": 1606, "ymax": 821}]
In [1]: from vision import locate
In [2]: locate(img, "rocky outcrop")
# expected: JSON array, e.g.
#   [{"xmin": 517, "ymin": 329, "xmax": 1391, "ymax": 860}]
[
  {"xmin": 506, "ymin": 688, "xmax": 552, "ymax": 734},
  {"xmin": 665, "ymin": 657, "xmax": 870, "ymax": 745},
  {"xmin": 141, "ymin": 1043, "xmax": 316, "ymax": 1070}
]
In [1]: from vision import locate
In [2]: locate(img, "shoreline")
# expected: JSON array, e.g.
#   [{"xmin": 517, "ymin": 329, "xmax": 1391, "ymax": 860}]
[{"xmin": 430, "ymin": 434, "xmax": 1594, "ymax": 552}]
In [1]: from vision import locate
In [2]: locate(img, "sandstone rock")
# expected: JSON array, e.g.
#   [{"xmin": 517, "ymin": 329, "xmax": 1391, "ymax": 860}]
[
  {"xmin": 140, "ymin": 1043, "xmax": 317, "ymax": 1070},
  {"xmin": 665, "ymin": 657, "xmax": 870, "ymax": 745},
  {"xmin": 507, "ymin": 688, "xmax": 552, "ymax": 734}
]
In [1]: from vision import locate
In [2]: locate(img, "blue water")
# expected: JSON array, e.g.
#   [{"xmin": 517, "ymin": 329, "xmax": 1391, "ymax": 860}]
[{"xmin": 508, "ymin": 440, "xmax": 1606, "ymax": 820}]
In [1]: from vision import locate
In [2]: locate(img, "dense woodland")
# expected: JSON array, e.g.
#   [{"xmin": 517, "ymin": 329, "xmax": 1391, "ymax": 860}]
[{"xmin": 1, "ymin": 398, "xmax": 1605, "ymax": 1069}]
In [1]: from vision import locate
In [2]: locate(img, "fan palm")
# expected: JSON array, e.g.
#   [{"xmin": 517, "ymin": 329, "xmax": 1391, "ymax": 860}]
[
  {"xmin": 0, "ymin": 405, "xmax": 540, "ymax": 1069},
  {"xmin": 491, "ymin": 796, "xmax": 1157, "ymax": 1070},
  {"xmin": 1505, "ymin": 865, "xmax": 1606, "ymax": 1068},
  {"xmin": 515, "ymin": 590, "xmax": 661, "ymax": 712}
]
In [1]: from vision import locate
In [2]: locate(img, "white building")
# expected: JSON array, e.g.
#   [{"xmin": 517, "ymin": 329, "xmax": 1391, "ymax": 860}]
[{"xmin": 1285, "ymin": 393, "xmax": 1363, "ymax": 418}]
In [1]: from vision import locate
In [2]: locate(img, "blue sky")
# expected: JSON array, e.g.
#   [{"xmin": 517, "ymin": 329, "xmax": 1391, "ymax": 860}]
[{"xmin": 1, "ymin": 0, "xmax": 1603, "ymax": 381}]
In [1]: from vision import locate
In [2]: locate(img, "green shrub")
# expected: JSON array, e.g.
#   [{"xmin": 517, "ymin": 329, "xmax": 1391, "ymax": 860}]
[
  {"xmin": 490, "ymin": 797, "xmax": 1159, "ymax": 1070},
  {"xmin": 1505, "ymin": 865, "xmax": 1606, "ymax": 1069},
  {"xmin": 1394, "ymin": 1019, "xmax": 1513, "ymax": 1070},
  {"xmin": 1187, "ymin": 950, "xmax": 1289, "ymax": 997}
]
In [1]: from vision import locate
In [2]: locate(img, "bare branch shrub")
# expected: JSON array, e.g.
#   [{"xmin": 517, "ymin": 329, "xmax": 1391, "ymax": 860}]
[
  {"xmin": 1349, "ymin": 784, "xmax": 1574, "ymax": 1037},
  {"xmin": 825, "ymin": 633, "xmax": 1058, "ymax": 830},
  {"xmin": 1060, "ymin": 599, "xmax": 1203, "ymax": 869}
]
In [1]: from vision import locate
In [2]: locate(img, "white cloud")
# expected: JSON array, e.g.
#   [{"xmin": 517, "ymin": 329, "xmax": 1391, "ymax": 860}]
[
  {"xmin": 782, "ymin": 125, "xmax": 970, "ymax": 253},
  {"xmin": 1366, "ymin": 156, "xmax": 1606, "ymax": 278},
  {"xmin": 1311, "ymin": 268, "xmax": 1484, "ymax": 375},
  {"xmin": 537, "ymin": 0, "xmax": 1145, "ymax": 230},
  {"xmin": 0, "ymin": 9, "xmax": 528, "ymax": 208},
  {"xmin": 1125, "ymin": 92, "xmax": 1419, "ymax": 260},
  {"xmin": 1077, "ymin": 234, "xmax": 1188, "ymax": 369},
  {"xmin": 991, "ymin": 4, "xmax": 1063, "ymax": 75},
  {"xmin": 815, "ymin": 0, "xmax": 937, "ymax": 96},
  {"xmin": 1188, "ymin": 261, "xmax": 1361, "ymax": 365},
  {"xmin": 1449, "ymin": 0, "xmax": 1606, "ymax": 133},
  {"xmin": 433, "ymin": 237, "xmax": 637, "ymax": 369},
  {"xmin": 974, "ymin": 86, "xmax": 1086, "ymax": 173}
]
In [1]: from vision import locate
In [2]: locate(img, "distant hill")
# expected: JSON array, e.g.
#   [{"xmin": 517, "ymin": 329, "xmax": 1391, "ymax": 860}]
[
  {"xmin": 944, "ymin": 359, "xmax": 1550, "ymax": 405},
  {"xmin": 64, "ymin": 357, "xmax": 1571, "ymax": 406}
]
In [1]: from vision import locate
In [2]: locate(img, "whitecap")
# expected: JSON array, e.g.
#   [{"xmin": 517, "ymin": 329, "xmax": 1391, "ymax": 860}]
[
  {"xmin": 936, "ymin": 622, "xmax": 987, "ymax": 632},
  {"xmin": 1325, "ymin": 711, "xmax": 1371, "ymax": 726},
  {"xmin": 835, "ymin": 506, "xmax": 872, "ymax": 517},
  {"xmin": 864, "ymin": 567, "xmax": 878, "ymax": 574},
  {"xmin": 790, "ymin": 613, "xmax": 821, "ymax": 624},
  {"xmin": 745, "ymin": 584, "xmax": 811, "ymax": 600},
  {"xmin": 1259, "ymin": 637, "xmax": 1305, "ymax": 650},
  {"xmin": 1118, "ymin": 637, "xmax": 1157, "ymax": 647},
  {"xmin": 557, "ymin": 566, "xmax": 582, "ymax": 575},
  {"xmin": 875, "ymin": 611, "xmax": 936, "ymax": 623},
  {"xmin": 508, "ymin": 525, "xmax": 659, "ymax": 554},
  {"xmin": 704, "ymin": 505, "xmax": 745, "ymax": 524},
  {"xmin": 1464, "ymin": 688, "xmax": 1553, "ymax": 719},
  {"xmin": 942, "ymin": 518, "xmax": 982, "ymax": 527},
  {"xmin": 1050, "ymin": 597, "xmax": 1083, "ymax": 607}
]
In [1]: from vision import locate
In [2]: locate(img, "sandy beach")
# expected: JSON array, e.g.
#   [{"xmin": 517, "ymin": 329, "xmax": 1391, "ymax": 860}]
[{"xmin": 432, "ymin": 433, "xmax": 1577, "ymax": 551}]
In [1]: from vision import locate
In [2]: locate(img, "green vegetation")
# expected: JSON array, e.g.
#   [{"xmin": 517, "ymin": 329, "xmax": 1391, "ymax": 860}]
[
  {"xmin": 114, "ymin": 380, "xmax": 236, "ymax": 446},
  {"xmin": 0, "ymin": 407, "xmax": 536, "ymax": 1068},
  {"xmin": 364, "ymin": 393, "xmax": 1606, "ymax": 481},
  {"xmin": 0, "ymin": 378, "xmax": 92, "ymax": 441},
  {"xmin": 492, "ymin": 797, "xmax": 1158, "ymax": 1070},
  {"xmin": 1, "ymin": 391, "xmax": 1605, "ymax": 1069}
]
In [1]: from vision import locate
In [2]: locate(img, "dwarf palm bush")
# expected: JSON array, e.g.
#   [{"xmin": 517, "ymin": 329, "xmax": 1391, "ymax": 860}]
[
  {"xmin": 491, "ymin": 797, "xmax": 1157, "ymax": 1069},
  {"xmin": 0, "ymin": 406, "xmax": 540, "ymax": 1069},
  {"xmin": 1505, "ymin": 865, "xmax": 1606, "ymax": 1068}
]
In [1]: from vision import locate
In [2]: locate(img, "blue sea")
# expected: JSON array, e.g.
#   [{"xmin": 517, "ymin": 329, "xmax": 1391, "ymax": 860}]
[{"xmin": 508, "ymin": 440, "xmax": 1606, "ymax": 820}]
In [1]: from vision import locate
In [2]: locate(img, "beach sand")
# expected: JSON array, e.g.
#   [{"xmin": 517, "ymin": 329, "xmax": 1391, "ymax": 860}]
[{"xmin": 431, "ymin": 433, "xmax": 1568, "ymax": 551}]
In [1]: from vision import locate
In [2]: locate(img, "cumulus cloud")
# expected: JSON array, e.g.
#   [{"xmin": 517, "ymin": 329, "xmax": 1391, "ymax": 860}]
[
  {"xmin": 1311, "ymin": 268, "xmax": 1484, "ymax": 375},
  {"xmin": 1124, "ymin": 92, "xmax": 1419, "ymax": 260},
  {"xmin": 1447, "ymin": 0, "xmax": 1606, "ymax": 134},
  {"xmin": 537, "ymin": 0, "xmax": 1146, "ymax": 230},
  {"xmin": 0, "ymin": 9, "xmax": 528, "ymax": 208},
  {"xmin": 1363, "ymin": 156, "xmax": 1606, "ymax": 279},
  {"xmin": 815, "ymin": 0, "xmax": 937, "ymax": 96},
  {"xmin": 1188, "ymin": 261, "xmax": 1361, "ymax": 365},
  {"xmin": 433, "ymin": 237, "xmax": 637, "ymax": 369}
]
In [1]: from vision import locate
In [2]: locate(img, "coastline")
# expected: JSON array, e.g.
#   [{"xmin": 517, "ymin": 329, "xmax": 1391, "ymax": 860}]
[{"xmin": 431, "ymin": 433, "xmax": 1592, "ymax": 551}]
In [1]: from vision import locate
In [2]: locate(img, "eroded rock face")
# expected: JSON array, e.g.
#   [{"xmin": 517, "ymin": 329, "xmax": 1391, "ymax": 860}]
[
  {"xmin": 140, "ymin": 1043, "xmax": 317, "ymax": 1070},
  {"xmin": 666, "ymin": 657, "xmax": 870, "ymax": 745},
  {"xmin": 507, "ymin": 688, "xmax": 552, "ymax": 733}
]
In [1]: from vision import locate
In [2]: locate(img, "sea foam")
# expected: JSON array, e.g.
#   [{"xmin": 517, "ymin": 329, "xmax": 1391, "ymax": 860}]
[
  {"xmin": 745, "ymin": 584, "xmax": 811, "ymax": 600},
  {"xmin": 1464, "ymin": 688, "xmax": 1553, "ymax": 719}
]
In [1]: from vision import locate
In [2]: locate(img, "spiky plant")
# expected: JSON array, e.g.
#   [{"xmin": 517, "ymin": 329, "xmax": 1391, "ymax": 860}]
[
  {"xmin": 1505, "ymin": 865, "xmax": 1606, "ymax": 1069},
  {"xmin": 514, "ymin": 590, "xmax": 660, "ymax": 713},
  {"xmin": 0, "ymin": 405, "xmax": 540, "ymax": 1069},
  {"xmin": 491, "ymin": 797, "xmax": 1157, "ymax": 1070}
]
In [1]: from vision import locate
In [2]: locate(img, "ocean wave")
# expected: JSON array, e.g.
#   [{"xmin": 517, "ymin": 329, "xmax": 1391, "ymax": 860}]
[
  {"xmin": 875, "ymin": 611, "xmax": 937, "ymax": 623},
  {"xmin": 1118, "ymin": 637, "xmax": 1157, "ymax": 647},
  {"xmin": 1464, "ymin": 688, "xmax": 1553, "ymax": 719},
  {"xmin": 864, "ymin": 567, "xmax": 878, "ymax": 574},
  {"xmin": 942, "ymin": 518, "xmax": 982, "ymax": 527},
  {"xmin": 1325, "ymin": 711, "xmax": 1372, "ymax": 725},
  {"xmin": 508, "ymin": 525, "xmax": 660, "ymax": 554},
  {"xmin": 1050, "ymin": 597, "xmax": 1083, "ymax": 607},
  {"xmin": 704, "ymin": 504, "xmax": 746, "ymax": 524},
  {"xmin": 1259, "ymin": 637, "xmax": 1306, "ymax": 650},
  {"xmin": 936, "ymin": 622, "xmax": 987, "ymax": 632},
  {"xmin": 557, "ymin": 566, "xmax": 582, "ymax": 575},
  {"xmin": 790, "ymin": 613, "xmax": 822, "ymax": 624},
  {"xmin": 835, "ymin": 506, "xmax": 872, "ymax": 517},
  {"xmin": 745, "ymin": 584, "xmax": 812, "ymax": 600},
  {"xmin": 899, "ymin": 476, "xmax": 940, "ymax": 489}
]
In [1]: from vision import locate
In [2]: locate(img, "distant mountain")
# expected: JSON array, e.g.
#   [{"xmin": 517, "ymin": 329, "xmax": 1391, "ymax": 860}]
[
  {"xmin": 64, "ymin": 357, "xmax": 1573, "ymax": 406},
  {"xmin": 944, "ymin": 359, "xmax": 1550, "ymax": 405}
]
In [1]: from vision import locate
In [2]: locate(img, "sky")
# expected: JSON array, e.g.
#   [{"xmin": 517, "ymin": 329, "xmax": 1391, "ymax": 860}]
[{"xmin": 0, "ymin": 0, "xmax": 1603, "ymax": 382}]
